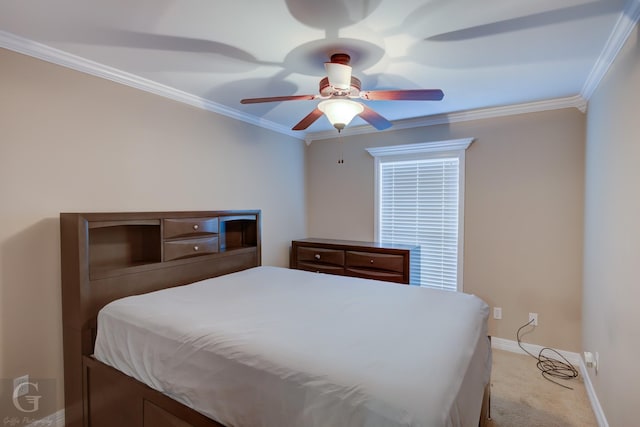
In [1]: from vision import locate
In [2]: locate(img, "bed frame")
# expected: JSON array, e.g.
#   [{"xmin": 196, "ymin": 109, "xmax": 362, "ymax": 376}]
[
  {"xmin": 60, "ymin": 210, "xmax": 490, "ymax": 427},
  {"xmin": 60, "ymin": 211, "xmax": 261, "ymax": 427}
]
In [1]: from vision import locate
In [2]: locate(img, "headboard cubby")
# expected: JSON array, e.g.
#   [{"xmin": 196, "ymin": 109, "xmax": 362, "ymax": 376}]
[{"xmin": 88, "ymin": 220, "xmax": 162, "ymax": 278}]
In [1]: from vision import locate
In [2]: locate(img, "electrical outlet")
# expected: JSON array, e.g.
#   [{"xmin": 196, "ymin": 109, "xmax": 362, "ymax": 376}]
[
  {"xmin": 13, "ymin": 374, "xmax": 29, "ymax": 397},
  {"xmin": 584, "ymin": 351, "xmax": 600, "ymax": 374},
  {"xmin": 493, "ymin": 307, "xmax": 502, "ymax": 320},
  {"xmin": 528, "ymin": 312, "xmax": 538, "ymax": 326},
  {"xmin": 584, "ymin": 351, "xmax": 594, "ymax": 367}
]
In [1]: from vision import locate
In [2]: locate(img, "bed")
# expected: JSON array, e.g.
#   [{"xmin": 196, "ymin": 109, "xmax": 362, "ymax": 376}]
[{"xmin": 60, "ymin": 211, "xmax": 491, "ymax": 427}]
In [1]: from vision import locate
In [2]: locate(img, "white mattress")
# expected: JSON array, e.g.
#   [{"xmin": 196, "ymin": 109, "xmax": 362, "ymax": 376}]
[{"xmin": 94, "ymin": 266, "xmax": 491, "ymax": 427}]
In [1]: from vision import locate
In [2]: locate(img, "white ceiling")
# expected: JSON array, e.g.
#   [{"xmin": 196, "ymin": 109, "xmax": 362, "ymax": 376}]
[{"xmin": 0, "ymin": 0, "xmax": 635, "ymax": 140}]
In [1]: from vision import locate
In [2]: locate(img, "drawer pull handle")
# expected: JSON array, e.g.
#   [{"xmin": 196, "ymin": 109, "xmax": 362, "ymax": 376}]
[
  {"xmin": 370, "ymin": 259, "xmax": 374, "ymax": 264},
  {"xmin": 314, "ymin": 254, "xmax": 321, "ymax": 260},
  {"xmin": 193, "ymin": 224, "xmax": 199, "ymax": 230},
  {"xmin": 193, "ymin": 245, "xmax": 199, "ymax": 251}
]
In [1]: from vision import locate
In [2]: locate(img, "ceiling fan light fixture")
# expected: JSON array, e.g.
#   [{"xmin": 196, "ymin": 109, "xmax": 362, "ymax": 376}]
[
  {"xmin": 318, "ymin": 99, "xmax": 364, "ymax": 132},
  {"xmin": 240, "ymin": 52, "xmax": 442, "ymax": 132}
]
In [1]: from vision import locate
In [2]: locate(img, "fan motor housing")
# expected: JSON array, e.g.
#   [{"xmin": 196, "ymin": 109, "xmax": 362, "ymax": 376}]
[{"xmin": 319, "ymin": 76, "xmax": 362, "ymax": 97}]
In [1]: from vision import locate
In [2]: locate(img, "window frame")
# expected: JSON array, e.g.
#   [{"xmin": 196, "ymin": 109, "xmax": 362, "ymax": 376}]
[{"xmin": 366, "ymin": 138, "xmax": 473, "ymax": 291}]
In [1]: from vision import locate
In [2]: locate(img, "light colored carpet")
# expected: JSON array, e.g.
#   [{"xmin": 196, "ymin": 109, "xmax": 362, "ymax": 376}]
[{"xmin": 488, "ymin": 349, "xmax": 597, "ymax": 427}]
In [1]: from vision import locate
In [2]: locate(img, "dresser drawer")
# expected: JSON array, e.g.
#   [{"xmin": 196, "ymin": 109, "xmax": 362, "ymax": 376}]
[
  {"xmin": 163, "ymin": 237, "xmax": 219, "ymax": 261},
  {"xmin": 296, "ymin": 262, "xmax": 345, "ymax": 275},
  {"xmin": 163, "ymin": 217, "xmax": 218, "ymax": 239},
  {"xmin": 345, "ymin": 251, "xmax": 405, "ymax": 273},
  {"xmin": 345, "ymin": 268, "xmax": 405, "ymax": 283},
  {"xmin": 296, "ymin": 246, "xmax": 344, "ymax": 267}
]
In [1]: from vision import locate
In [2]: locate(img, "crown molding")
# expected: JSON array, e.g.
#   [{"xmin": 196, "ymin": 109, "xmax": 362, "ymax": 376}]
[
  {"xmin": 305, "ymin": 95, "xmax": 587, "ymax": 143},
  {"xmin": 581, "ymin": 0, "xmax": 640, "ymax": 100},
  {"xmin": 0, "ymin": 30, "xmax": 302, "ymax": 140}
]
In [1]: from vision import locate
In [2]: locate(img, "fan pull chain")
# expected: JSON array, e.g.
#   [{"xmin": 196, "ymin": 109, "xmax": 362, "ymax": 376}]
[{"xmin": 337, "ymin": 133, "xmax": 344, "ymax": 164}]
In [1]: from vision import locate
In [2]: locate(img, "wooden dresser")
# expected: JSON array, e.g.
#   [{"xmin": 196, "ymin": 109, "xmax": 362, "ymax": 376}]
[{"xmin": 290, "ymin": 238, "xmax": 418, "ymax": 284}]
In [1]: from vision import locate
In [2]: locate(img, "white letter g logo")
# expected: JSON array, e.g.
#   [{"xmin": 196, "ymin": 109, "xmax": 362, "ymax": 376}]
[{"xmin": 12, "ymin": 381, "xmax": 41, "ymax": 413}]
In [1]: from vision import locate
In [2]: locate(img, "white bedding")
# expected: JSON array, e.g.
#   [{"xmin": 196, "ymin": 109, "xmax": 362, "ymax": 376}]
[{"xmin": 94, "ymin": 266, "xmax": 491, "ymax": 427}]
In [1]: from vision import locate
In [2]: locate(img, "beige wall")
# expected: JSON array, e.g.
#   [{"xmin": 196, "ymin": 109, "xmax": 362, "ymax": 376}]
[
  {"xmin": 583, "ymin": 25, "xmax": 640, "ymax": 427},
  {"xmin": 0, "ymin": 48, "xmax": 306, "ymax": 412},
  {"xmin": 306, "ymin": 108, "xmax": 585, "ymax": 352}
]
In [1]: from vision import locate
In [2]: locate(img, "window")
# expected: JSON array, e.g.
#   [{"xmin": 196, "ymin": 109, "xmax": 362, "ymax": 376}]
[{"xmin": 366, "ymin": 139, "xmax": 473, "ymax": 291}]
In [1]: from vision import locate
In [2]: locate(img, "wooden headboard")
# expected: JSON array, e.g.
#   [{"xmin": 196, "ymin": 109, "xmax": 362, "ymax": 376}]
[{"xmin": 60, "ymin": 210, "xmax": 261, "ymax": 427}]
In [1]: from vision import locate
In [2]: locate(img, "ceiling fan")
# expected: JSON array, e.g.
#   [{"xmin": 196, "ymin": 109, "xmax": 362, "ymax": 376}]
[{"xmin": 240, "ymin": 53, "xmax": 444, "ymax": 133}]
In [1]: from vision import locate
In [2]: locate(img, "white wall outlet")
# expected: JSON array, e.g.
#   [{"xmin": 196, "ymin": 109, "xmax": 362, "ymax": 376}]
[
  {"xmin": 528, "ymin": 312, "xmax": 538, "ymax": 326},
  {"xmin": 493, "ymin": 307, "xmax": 502, "ymax": 320},
  {"xmin": 13, "ymin": 374, "xmax": 29, "ymax": 397},
  {"xmin": 584, "ymin": 351, "xmax": 600, "ymax": 374},
  {"xmin": 584, "ymin": 351, "xmax": 594, "ymax": 367}
]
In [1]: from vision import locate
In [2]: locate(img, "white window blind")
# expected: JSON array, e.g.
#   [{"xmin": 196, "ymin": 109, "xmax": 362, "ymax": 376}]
[
  {"xmin": 367, "ymin": 139, "xmax": 472, "ymax": 292},
  {"xmin": 379, "ymin": 157, "xmax": 459, "ymax": 289}
]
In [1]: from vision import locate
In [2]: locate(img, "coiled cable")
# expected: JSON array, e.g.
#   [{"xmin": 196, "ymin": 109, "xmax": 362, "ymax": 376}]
[{"xmin": 516, "ymin": 319, "xmax": 579, "ymax": 389}]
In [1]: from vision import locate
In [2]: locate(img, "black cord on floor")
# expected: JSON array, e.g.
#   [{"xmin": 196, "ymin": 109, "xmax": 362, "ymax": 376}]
[{"xmin": 516, "ymin": 319, "xmax": 579, "ymax": 390}]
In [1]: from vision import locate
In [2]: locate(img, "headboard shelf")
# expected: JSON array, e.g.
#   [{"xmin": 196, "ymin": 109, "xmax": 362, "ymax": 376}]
[
  {"xmin": 61, "ymin": 209, "xmax": 261, "ymax": 322},
  {"xmin": 88, "ymin": 219, "xmax": 161, "ymax": 228},
  {"xmin": 220, "ymin": 216, "xmax": 258, "ymax": 251},
  {"xmin": 89, "ymin": 223, "xmax": 162, "ymax": 274}
]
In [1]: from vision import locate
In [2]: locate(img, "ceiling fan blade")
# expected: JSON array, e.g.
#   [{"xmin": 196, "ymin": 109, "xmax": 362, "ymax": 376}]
[
  {"xmin": 292, "ymin": 108, "xmax": 324, "ymax": 131},
  {"xmin": 240, "ymin": 95, "xmax": 317, "ymax": 104},
  {"xmin": 359, "ymin": 105, "xmax": 392, "ymax": 130},
  {"xmin": 324, "ymin": 62, "xmax": 352, "ymax": 90},
  {"xmin": 360, "ymin": 89, "xmax": 444, "ymax": 101}
]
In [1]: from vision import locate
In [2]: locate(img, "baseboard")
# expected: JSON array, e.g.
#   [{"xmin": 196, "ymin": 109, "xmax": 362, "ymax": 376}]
[
  {"xmin": 491, "ymin": 337, "xmax": 609, "ymax": 427},
  {"xmin": 27, "ymin": 409, "xmax": 65, "ymax": 427},
  {"xmin": 491, "ymin": 336, "xmax": 581, "ymax": 364},
  {"xmin": 577, "ymin": 362, "xmax": 610, "ymax": 427}
]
